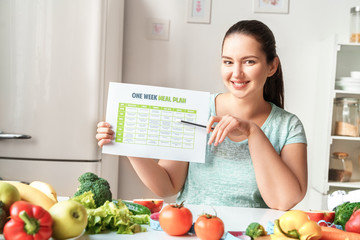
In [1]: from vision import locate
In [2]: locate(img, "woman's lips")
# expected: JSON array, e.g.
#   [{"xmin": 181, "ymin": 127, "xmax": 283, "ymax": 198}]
[{"xmin": 231, "ymin": 81, "xmax": 249, "ymax": 90}]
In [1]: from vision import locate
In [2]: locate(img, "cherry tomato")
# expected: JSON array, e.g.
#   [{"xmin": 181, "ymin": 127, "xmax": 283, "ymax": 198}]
[
  {"xmin": 195, "ymin": 213, "xmax": 225, "ymax": 240},
  {"xmin": 159, "ymin": 201, "xmax": 193, "ymax": 236}
]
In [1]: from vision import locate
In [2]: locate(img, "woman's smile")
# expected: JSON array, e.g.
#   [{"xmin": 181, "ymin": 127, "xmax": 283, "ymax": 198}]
[{"xmin": 231, "ymin": 80, "xmax": 250, "ymax": 90}]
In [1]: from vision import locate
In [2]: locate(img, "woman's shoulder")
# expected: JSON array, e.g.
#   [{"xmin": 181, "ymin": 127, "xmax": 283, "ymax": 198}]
[
  {"xmin": 265, "ymin": 102, "xmax": 305, "ymax": 132},
  {"xmin": 269, "ymin": 102, "xmax": 300, "ymax": 121},
  {"xmin": 266, "ymin": 103, "xmax": 307, "ymax": 146}
]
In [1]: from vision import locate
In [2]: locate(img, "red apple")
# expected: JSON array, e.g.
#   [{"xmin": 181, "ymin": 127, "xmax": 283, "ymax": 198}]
[
  {"xmin": 133, "ymin": 199, "xmax": 164, "ymax": 213},
  {"xmin": 305, "ymin": 210, "xmax": 335, "ymax": 225}
]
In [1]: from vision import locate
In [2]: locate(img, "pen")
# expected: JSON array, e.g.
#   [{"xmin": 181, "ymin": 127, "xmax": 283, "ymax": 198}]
[{"xmin": 176, "ymin": 119, "xmax": 214, "ymax": 130}]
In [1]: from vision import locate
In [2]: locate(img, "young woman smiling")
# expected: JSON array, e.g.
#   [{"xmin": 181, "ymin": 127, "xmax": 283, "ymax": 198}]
[{"xmin": 97, "ymin": 20, "xmax": 307, "ymax": 211}]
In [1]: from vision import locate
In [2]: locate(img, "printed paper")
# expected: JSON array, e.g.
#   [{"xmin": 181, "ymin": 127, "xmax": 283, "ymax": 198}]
[{"xmin": 103, "ymin": 82, "xmax": 210, "ymax": 163}]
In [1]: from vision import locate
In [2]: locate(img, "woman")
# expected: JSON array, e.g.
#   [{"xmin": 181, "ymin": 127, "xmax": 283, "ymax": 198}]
[{"xmin": 97, "ymin": 20, "xmax": 307, "ymax": 210}]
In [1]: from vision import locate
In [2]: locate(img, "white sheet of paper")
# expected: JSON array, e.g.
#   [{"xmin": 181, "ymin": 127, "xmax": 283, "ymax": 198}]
[{"xmin": 103, "ymin": 82, "xmax": 210, "ymax": 163}]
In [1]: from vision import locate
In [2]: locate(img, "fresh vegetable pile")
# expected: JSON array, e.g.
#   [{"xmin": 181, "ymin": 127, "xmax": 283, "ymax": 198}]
[
  {"xmin": 0, "ymin": 180, "xmax": 88, "ymax": 239},
  {"xmin": 244, "ymin": 205, "xmax": 360, "ymax": 240},
  {"xmin": 0, "ymin": 172, "xmax": 152, "ymax": 239}
]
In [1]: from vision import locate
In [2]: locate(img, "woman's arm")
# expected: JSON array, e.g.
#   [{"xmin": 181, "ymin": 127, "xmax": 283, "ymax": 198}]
[
  {"xmin": 207, "ymin": 117, "xmax": 307, "ymax": 210},
  {"xmin": 247, "ymin": 125, "xmax": 307, "ymax": 210},
  {"xmin": 128, "ymin": 157, "xmax": 189, "ymax": 197},
  {"xmin": 96, "ymin": 122, "xmax": 189, "ymax": 198}
]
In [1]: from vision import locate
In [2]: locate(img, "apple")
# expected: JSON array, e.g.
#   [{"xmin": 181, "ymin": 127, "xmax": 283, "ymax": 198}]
[
  {"xmin": 305, "ymin": 210, "xmax": 335, "ymax": 225},
  {"xmin": 49, "ymin": 200, "xmax": 88, "ymax": 239},
  {"xmin": 0, "ymin": 182, "xmax": 21, "ymax": 211},
  {"xmin": 133, "ymin": 199, "xmax": 164, "ymax": 213}
]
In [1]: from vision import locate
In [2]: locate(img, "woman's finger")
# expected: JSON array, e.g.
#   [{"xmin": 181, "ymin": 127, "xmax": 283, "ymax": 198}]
[
  {"xmin": 218, "ymin": 119, "xmax": 237, "ymax": 143},
  {"xmin": 98, "ymin": 138, "xmax": 111, "ymax": 147},
  {"xmin": 213, "ymin": 116, "xmax": 232, "ymax": 145},
  {"xmin": 97, "ymin": 127, "xmax": 114, "ymax": 134},
  {"xmin": 206, "ymin": 116, "xmax": 221, "ymax": 133},
  {"xmin": 97, "ymin": 121, "xmax": 111, "ymax": 128},
  {"xmin": 96, "ymin": 133, "xmax": 114, "ymax": 140},
  {"xmin": 208, "ymin": 120, "xmax": 221, "ymax": 145}
]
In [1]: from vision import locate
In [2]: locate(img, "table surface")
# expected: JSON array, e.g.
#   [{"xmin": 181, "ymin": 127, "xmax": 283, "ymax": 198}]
[{"xmin": 79, "ymin": 204, "xmax": 285, "ymax": 240}]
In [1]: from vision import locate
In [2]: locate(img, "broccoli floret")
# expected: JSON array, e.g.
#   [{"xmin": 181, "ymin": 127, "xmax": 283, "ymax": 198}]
[
  {"xmin": 78, "ymin": 172, "xmax": 99, "ymax": 184},
  {"xmin": 74, "ymin": 172, "xmax": 112, "ymax": 207},
  {"xmin": 246, "ymin": 222, "xmax": 267, "ymax": 239}
]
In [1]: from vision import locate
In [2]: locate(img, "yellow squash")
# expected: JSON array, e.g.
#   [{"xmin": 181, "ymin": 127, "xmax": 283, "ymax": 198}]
[{"xmin": 271, "ymin": 210, "xmax": 322, "ymax": 240}]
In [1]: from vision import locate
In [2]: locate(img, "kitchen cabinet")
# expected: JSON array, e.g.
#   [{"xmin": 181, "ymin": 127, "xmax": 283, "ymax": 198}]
[{"xmin": 312, "ymin": 35, "xmax": 360, "ymax": 209}]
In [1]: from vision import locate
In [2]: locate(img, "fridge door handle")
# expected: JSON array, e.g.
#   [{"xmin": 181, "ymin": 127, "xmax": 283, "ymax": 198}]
[{"xmin": 0, "ymin": 131, "xmax": 31, "ymax": 139}]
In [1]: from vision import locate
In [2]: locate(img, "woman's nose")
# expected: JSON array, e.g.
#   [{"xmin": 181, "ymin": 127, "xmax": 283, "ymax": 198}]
[{"xmin": 232, "ymin": 63, "xmax": 244, "ymax": 79}]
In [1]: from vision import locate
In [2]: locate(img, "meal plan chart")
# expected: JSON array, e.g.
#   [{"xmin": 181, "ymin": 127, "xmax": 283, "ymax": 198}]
[{"xmin": 103, "ymin": 82, "xmax": 210, "ymax": 163}]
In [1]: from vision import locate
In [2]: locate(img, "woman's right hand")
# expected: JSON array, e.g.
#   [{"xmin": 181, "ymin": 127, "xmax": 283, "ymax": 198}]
[{"xmin": 96, "ymin": 121, "xmax": 114, "ymax": 147}]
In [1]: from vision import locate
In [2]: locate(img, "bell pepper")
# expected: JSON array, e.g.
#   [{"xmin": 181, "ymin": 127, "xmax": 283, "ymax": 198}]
[
  {"xmin": 271, "ymin": 210, "xmax": 322, "ymax": 240},
  {"xmin": 3, "ymin": 200, "xmax": 53, "ymax": 240}
]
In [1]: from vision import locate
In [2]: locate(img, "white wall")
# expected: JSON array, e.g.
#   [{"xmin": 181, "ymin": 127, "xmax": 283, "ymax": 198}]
[{"xmin": 117, "ymin": 0, "xmax": 360, "ymax": 208}]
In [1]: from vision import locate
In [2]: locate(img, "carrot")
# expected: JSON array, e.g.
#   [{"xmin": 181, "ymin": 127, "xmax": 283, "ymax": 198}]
[{"xmin": 321, "ymin": 226, "xmax": 360, "ymax": 240}]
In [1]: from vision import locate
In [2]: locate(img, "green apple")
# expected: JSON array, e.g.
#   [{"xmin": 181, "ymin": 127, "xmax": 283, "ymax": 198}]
[
  {"xmin": 49, "ymin": 200, "xmax": 88, "ymax": 239},
  {"xmin": 0, "ymin": 182, "xmax": 21, "ymax": 211}
]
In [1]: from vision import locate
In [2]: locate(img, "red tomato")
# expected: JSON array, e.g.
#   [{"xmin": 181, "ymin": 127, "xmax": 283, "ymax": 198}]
[
  {"xmin": 345, "ymin": 208, "xmax": 360, "ymax": 233},
  {"xmin": 195, "ymin": 214, "xmax": 225, "ymax": 240},
  {"xmin": 159, "ymin": 202, "xmax": 193, "ymax": 236}
]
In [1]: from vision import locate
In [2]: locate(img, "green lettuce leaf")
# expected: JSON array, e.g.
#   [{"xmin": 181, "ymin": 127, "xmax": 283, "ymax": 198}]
[
  {"xmin": 71, "ymin": 191, "xmax": 97, "ymax": 209},
  {"xmin": 73, "ymin": 193, "xmax": 149, "ymax": 234}
]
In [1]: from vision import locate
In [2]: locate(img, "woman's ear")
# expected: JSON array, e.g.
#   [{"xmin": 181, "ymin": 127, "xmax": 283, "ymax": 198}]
[{"xmin": 267, "ymin": 57, "xmax": 279, "ymax": 77}]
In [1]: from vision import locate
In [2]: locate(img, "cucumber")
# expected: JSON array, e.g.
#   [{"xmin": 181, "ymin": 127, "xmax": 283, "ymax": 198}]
[{"xmin": 122, "ymin": 200, "xmax": 151, "ymax": 215}]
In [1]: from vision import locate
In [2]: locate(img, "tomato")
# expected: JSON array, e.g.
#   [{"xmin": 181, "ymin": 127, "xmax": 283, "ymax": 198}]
[
  {"xmin": 159, "ymin": 201, "xmax": 193, "ymax": 236},
  {"xmin": 194, "ymin": 213, "xmax": 225, "ymax": 240},
  {"xmin": 345, "ymin": 208, "xmax": 360, "ymax": 233}
]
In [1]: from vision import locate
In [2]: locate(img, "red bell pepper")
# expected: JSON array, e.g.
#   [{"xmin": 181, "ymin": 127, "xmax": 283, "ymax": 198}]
[
  {"xmin": 345, "ymin": 208, "xmax": 360, "ymax": 233},
  {"xmin": 3, "ymin": 201, "xmax": 53, "ymax": 240}
]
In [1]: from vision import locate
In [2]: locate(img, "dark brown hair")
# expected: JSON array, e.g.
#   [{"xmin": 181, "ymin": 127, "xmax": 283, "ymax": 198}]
[{"xmin": 222, "ymin": 20, "xmax": 284, "ymax": 109}]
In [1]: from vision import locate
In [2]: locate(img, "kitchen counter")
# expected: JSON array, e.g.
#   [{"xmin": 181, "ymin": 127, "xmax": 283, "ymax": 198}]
[{"xmin": 79, "ymin": 204, "xmax": 285, "ymax": 240}]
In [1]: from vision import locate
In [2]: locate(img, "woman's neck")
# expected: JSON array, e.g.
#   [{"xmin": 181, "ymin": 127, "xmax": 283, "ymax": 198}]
[{"xmin": 216, "ymin": 92, "xmax": 271, "ymax": 122}]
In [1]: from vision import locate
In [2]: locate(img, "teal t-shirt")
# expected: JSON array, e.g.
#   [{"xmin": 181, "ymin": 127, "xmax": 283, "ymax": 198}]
[{"xmin": 176, "ymin": 94, "xmax": 307, "ymax": 208}]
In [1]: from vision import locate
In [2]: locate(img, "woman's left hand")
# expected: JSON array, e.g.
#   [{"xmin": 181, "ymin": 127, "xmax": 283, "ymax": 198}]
[{"xmin": 207, "ymin": 115, "xmax": 253, "ymax": 146}]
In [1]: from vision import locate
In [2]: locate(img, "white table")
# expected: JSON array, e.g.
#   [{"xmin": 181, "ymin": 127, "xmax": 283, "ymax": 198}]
[{"xmin": 81, "ymin": 205, "xmax": 285, "ymax": 240}]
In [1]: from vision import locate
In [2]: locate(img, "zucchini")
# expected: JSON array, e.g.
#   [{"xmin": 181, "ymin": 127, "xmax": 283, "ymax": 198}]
[{"xmin": 122, "ymin": 200, "xmax": 151, "ymax": 215}]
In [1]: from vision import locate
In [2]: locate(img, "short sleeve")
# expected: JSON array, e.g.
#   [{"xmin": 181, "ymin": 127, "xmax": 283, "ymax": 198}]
[{"xmin": 285, "ymin": 115, "xmax": 307, "ymax": 145}]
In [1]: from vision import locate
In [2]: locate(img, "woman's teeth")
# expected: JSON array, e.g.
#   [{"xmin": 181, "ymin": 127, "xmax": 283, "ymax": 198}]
[{"xmin": 233, "ymin": 82, "xmax": 247, "ymax": 86}]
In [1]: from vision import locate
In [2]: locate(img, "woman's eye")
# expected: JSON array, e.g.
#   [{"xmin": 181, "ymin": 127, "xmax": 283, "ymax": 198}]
[
  {"xmin": 244, "ymin": 60, "xmax": 256, "ymax": 64},
  {"xmin": 223, "ymin": 60, "xmax": 232, "ymax": 65}
]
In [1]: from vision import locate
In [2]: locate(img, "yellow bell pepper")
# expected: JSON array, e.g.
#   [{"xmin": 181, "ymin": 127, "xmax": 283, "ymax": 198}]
[{"xmin": 271, "ymin": 210, "xmax": 322, "ymax": 240}]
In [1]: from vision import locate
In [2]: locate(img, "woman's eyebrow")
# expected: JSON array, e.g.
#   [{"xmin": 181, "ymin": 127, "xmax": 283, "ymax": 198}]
[{"xmin": 222, "ymin": 55, "xmax": 259, "ymax": 59}]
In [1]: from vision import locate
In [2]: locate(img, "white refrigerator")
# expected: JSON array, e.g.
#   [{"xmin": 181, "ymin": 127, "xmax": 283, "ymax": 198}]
[{"xmin": 0, "ymin": 0, "xmax": 124, "ymax": 197}]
